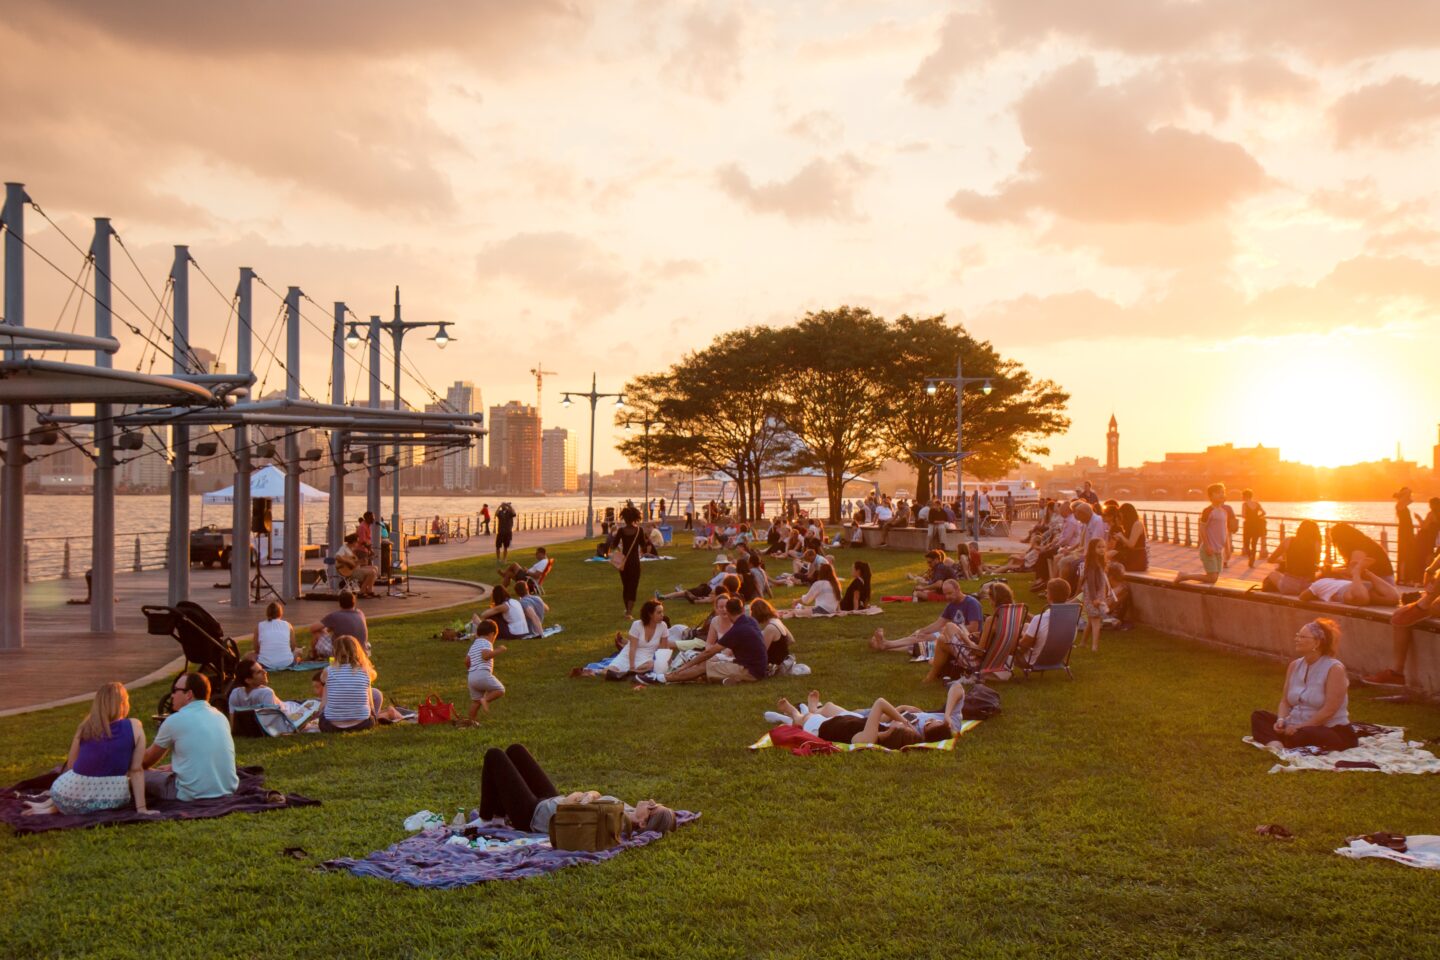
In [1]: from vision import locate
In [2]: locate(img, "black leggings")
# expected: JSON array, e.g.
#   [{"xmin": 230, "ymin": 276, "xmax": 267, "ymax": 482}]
[
  {"xmin": 620, "ymin": 564, "xmax": 641, "ymax": 606},
  {"xmin": 1249, "ymin": 711, "xmax": 1360, "ymax": 752},
  {"xmin": 479, "ymin": 744, "xmax": 559, "ymax": 831}
]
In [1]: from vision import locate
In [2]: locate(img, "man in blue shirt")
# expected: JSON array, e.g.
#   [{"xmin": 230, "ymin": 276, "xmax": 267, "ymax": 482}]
[
  {"xmin": 868, "ymin": 579, "xmax": 982, "ymax": 654},
  {"xmin": 662, "ymin": 598, "xmax": 769, "ymax": 685},
  {"xmin": 143, "ymin": 673, "xmax": 238, "ymax": 802}
]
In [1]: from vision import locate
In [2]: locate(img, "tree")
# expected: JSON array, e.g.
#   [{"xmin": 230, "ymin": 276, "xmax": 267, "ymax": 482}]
[
  {"xmin": 773, "ymin": 307, "xmax": 893, "ymax": 521},
  {"xmin": 877, "ymin": 315, "xmax": 1070, "ymax": 500}
]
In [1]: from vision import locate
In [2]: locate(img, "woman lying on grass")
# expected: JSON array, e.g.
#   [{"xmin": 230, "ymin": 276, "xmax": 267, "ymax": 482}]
[
  {"xmin": 23, "ymin": 682, "xmax": 153, "ymax": 816},
  {"xmin": 479, "ymin": 743, "xmax": 677, "ymax": 836},
  {"xmin": 772, "ymin": 691, "xmax": 925, "ymax": 747}
]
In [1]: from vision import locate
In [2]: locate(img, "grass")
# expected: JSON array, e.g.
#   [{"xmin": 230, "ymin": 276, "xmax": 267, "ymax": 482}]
[{"xmin": 1, "ymin": 538, "xmax": 1438, "ymax": 960}]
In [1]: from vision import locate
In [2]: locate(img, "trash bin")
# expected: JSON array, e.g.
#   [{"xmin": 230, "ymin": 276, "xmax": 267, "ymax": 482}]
[{"xmin": 658, "ymin": 524, "xmax": 673, "ymax": 544}]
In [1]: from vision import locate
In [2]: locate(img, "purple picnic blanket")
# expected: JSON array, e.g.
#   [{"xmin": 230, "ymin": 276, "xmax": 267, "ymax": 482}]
[
  {"xmin": 0, "ymin": 765, "xmax": 320, "ymax": 834},
  {"xmin": 324, "ymin": 811, "xmax": 700, "ymax": 888}
]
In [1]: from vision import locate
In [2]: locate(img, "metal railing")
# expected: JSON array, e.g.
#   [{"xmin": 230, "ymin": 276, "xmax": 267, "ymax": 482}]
[{"xmin": 1142, "ymin": 509, "xmax": 1403, "ymax": 572}]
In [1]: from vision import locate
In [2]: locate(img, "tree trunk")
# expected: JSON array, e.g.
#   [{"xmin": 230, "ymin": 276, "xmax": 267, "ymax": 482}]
[
  {"xmin": 826, "ymin": 467, "xmax": 844, "ymax": 523},
  {"xmin": 913, "ymin": 460, "xmax": 932, "ymax": 505}
]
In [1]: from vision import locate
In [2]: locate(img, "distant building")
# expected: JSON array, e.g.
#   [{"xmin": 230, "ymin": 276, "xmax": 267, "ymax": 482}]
[
  {"xmin": 541, "ymin": 427, "xmax": 577, "ymax": 492},
  {"xmin": 1106, "ymin": 414, "xmax": 1119, "ymax": 472},
  {"xmin": 440, "ymin": 382, "xmax": 480, "ymax": 491},
  {"xmin": 488, "ymin": 401, "xmax": 541, "ymax": 493}
]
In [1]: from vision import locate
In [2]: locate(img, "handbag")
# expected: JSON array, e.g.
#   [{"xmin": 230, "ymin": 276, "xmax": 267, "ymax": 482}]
[
  {"xmin": 417, "ymin": 694, "xmax": 455, "ymax": 725},
  {"xmin": 549, "ymin": 799, "xmax": 626, "ymax": 851},
  {"xmin": 608, "ymin": 529, "xmax": 638, "ymax": 571}
]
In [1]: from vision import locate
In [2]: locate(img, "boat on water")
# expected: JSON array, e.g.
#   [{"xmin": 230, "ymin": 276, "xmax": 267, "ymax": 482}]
[{"xmin": 940, "ymin": 479, "xmax": 1041, "ymax": 503}]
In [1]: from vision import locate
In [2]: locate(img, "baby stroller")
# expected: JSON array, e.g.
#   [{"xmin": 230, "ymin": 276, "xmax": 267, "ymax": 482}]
[{"xmin": 142, "ymin": 601, "xmax": 241, "ymax": 718}]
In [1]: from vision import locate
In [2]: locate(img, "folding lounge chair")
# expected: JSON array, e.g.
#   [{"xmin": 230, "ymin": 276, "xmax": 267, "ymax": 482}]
[
  {"xmin": 974, "ymin": 602, "xmax": 1027, "ymax": 681},
  {"xmin": 1020, "ymin": 603, "xmax": 1079, "ymax": 680},
  {"xmin": 534, "ymin": 557, "xmax": 556, "ymax": 596}
]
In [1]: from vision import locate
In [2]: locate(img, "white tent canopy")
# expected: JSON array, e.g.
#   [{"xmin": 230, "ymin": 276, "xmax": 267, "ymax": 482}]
[{"xmin": 201, "ymin": 465, "xmax": 329, "ymax": 506}]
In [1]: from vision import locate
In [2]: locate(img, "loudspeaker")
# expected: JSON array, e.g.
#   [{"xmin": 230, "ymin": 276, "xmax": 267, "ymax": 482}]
[{"xmin": 251, "ymin": 498, "xmax": 273, "ymax": 535}]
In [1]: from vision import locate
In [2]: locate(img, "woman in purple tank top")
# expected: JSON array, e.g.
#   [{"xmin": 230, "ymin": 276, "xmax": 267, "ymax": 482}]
[{"xmin": 23, "ymin": 682, "xmax": 154, "ymax": 816}]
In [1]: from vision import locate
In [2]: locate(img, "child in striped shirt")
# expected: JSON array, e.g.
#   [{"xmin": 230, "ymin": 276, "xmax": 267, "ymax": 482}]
[{"xmin": 466, "ymin": 620, "xmax": 508, "ymax": 718}]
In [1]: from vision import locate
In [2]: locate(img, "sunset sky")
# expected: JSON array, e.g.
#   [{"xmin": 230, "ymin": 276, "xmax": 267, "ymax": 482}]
[{"xmin": 5, "ymin": 1, "xmax": 1440, "ymax": 474}]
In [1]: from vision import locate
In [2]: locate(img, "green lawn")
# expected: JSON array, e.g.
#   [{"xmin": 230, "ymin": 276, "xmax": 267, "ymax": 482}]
[{"xmin": 1, "ymin": 538, "xmax": 1437, "ymax": 959}]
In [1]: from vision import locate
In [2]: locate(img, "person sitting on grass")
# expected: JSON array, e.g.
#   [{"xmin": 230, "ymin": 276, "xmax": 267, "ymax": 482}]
[
  {"xmin": 1077, "ymin": 539, "xmax": 1113, "ymax": 653},
  {"xmin": 894, "ymin": 682, "xmax": 970, "ymax": 742},
  {"xmin": 841, "ymin": 560, "xmax": 872, "ymax": 612},
  {"xmin": 772, "ymin": 691, "xmax": 922, "ymax": 748},
  {"xmin": 655, "ymin": 555, "xmax": 734, "ymax": 604},
  {"xmin": 1174, "ymin": 483, "xmax": 1236, "ymax": 586},
  {"xmin": 607, "ymin": 600, "xmax": 673, "ymax": 680},
  {"xmin": 919, "ymin": 582, "xmax": 1019, "ymax": 683},
  {"xmin": 466, "ymin": 620, "xmax": 507, "ymax": 718},
  {"xmin": 476, "ymin": 584, "xmax": 539, "ymax": 641},
  {"xmin": 734, "ymin": 554, "xmax": 761, "ymax": 603},
  {"xmin": 1249, "ymin": 619, "xmax": 1359, "ymax": 752},
  {"xmin": 513, "ymin": 579, "xmax": 548, "ymax": 632},
  {"xmin": 319, "ymin": 635, "xmax": 381, "ymax": 733},
  {"xmin": 23, "ymin": 682, "xmax": 154, "ymax": 817},
  {"xmin": 142, "ymin": 673, "xmax": 238, "ymax": 802},
  {"xmin": 753, "ymin": 599, "xmax": 797, "ymax": 673},
  {"xmin": 311, "ymin": 661, "xmax": 408, "ymax": 726},
  {"xmin": 1106, "ymin": 562, "xmax": 1134, "ymax": 630},
  {"xmin": 250, "ymin": 600, "xmax": 303, "ymax": 669},
  {"xmin": 699, "ymin": 579, "xmax": 745, "ymax": 643},
  {"xmin": 794, "ymin": 561, "xmax": 842, "ymax": 616},
  {"xmin": 869, "ymin": 579, "xmax": 980, "ymax": 655},
  {"xmin": 227, "ymin": 660, "xmax": 282, "ymax": 730},
  {"xmin": 692, "ymin": 521, "xmax": 718, "ymax": 550},
  {"xmin": 909, "ymin": 550, "xmax": 959, "ymax": 599},
  {"xmin": 478, "ymin": 743, "xmax": 676, "ymax": 837},
  {"xmin": 661, "ymin": 597, "xmax": 769, "ymax": 685},
  {"xmin": 1260, "ymin": 520, "xmax": 1321, "ymax": 597},
  {"xmin": 1016, "ymin": 578, "xmax": 1072, "ymax": 667},
  {"xmin": 307, "ymin": 590, "xmax": 368, "ymax": 659}
]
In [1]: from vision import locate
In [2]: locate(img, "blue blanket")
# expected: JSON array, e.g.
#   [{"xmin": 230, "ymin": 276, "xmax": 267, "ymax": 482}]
[{"xmin": 324, "ymin": 811, "xmax": 699, "ymax": 888}]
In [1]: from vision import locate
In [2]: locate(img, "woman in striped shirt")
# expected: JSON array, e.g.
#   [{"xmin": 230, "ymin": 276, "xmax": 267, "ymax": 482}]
[{"xmin": 320, "ymin": 635, "xmax": 378, "ymax": 732}]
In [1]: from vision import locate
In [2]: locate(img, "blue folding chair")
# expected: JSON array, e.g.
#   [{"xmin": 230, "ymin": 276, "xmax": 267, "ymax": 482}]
[{"xmin": 1020, "ymin": 603, "xmax": 1079, "ymax": 680}]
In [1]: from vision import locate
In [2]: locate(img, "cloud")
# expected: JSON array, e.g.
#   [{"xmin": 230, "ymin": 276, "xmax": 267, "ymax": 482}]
[
  {"xmin": 475, "ymin": 232, "xmax": 638, "ymax": 317},
  {"xmin": 948, "ymin": 60, "xmax": 1269, "ymax": 225},
  {"xmin": 716, "ymin": 154, "xmax": 873, "ymax": 221},
  {"xmin": 786, "ymin": 110, "xmax": 845, "ymax": 144},
  {"xmin": 662, "ymin": 2, "xmax": 747, "ymax": 100},
  {"xmin": 1331, "ymin": 77, "xmax": 1440, "ymax": 148},
  {"xmin": 907, "ymin": 1, "xmax": 1440, "ymax": 105}
]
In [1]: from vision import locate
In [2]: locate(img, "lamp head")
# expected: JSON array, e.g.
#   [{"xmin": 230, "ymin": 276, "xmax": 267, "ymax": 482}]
[
  {"xmin": 561, "ymin": 395, "xmax": 573, "ymax": 408},
  {"xmin": 925, "ymin": 381, "xmax": 938, "ymax": 397},
  {"xmin": 982, "ymin": 380, "xmax": 993, "ymax": 396},
  {"xmin": 344, "ymin": 322, "xmax": 362, "ymax": 348},
  {"xmin": 613, "ymin": 394, "xmax": 625, "ymax": 408},
  {"xmin": 432, "ymin": 323, "xmax": 451, "ymax": 349}
]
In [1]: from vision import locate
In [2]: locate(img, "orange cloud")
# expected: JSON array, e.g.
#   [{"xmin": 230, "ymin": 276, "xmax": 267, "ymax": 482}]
[
  {"xmin": 662, "ymin": 2, "xmax": 748, "ymax": 100},
  {"xmin": 475, "ymin": 232, "xmax": 640, "ymax": 318},
  {"xmin": 949, "ymin": 61, "xmax": 1269, "ymax": 225},
  {"xmin": 716, "ymin": 154, "xmax": 873, "ymax": 221},
  {"xmin": 1331, "ymin": 77, "xmax": 1440, "ymax": 148}
]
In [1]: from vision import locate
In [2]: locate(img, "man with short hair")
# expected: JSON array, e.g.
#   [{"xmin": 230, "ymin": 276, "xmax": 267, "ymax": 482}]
[
  {"xmin": 662, "ymin": 597, "xmax": 768, "ymax": 684},
  {"xmin": 335, "ymin": 533, "xmax": 379, "ymax": 597},
  {"xmin": 1077, "ymin": 480, "xmax": 1100, "ymax": 506},
  {"xmin": 143, "ymin": 673, "xmax": 238, "ymax": 802},
  {"xmin": 874, "ymin": 499, "xmax": 896, "ymax": 546},
  {"xmin": 308, "ymin": 590, "xmax": 369, "ymax": 657}
]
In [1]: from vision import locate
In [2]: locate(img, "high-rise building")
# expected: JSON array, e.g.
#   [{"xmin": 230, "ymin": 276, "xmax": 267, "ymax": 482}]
[
  {"xmin": 1106, "ymin": 415, "xmax": 1119, "ymax": 472},
  {"xmin": 440, "ymin": 381, "xmax": 480, "ymax": 490},
  {"xmin": 541, "ymin": 427, "xmax": 577, "ymax": 492},
  {"xmin": 489, "ymin": 401, "xmax": 541, "ymax": 492}
]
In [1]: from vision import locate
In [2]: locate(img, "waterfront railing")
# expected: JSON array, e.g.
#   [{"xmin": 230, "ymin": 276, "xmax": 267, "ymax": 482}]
[{"xmin": 1142, "ymin": 509, "xmax": 1404, "ymax": 572}]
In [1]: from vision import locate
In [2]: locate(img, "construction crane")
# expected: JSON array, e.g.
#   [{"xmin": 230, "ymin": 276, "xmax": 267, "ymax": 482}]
[{"xmin": 529, "ymin": 363, "xmax": 558, "ymax": 411}]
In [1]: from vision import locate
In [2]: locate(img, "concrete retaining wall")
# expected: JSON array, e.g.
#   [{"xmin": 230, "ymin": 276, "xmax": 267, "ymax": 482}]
[
  {"xmin": 858, "ymin": 526, "xmax": 967, "ymax": 552},
  {"xmin": 1127, "ymin": 577, "xmax": 1440, "ymax": 698}
]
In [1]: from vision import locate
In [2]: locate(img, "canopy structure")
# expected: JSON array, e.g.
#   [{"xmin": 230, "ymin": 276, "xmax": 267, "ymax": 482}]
[{"xmin": 202, "ymin": 465, "xmax": 328, "ymax": 506}]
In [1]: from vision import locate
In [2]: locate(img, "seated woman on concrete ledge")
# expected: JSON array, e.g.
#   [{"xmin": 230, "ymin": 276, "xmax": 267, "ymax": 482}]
[
  {"xmin": 1249, "ymin": 618, "xmax": 1359, "ymax": 752},
  {"xmin": 1261, "ymin": 520, "xmax": 1321, "ymax": 597}
]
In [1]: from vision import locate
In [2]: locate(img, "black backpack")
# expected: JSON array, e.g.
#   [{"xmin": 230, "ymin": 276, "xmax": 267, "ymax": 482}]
[{"xmin": 962, "ymin": 684, "xmax": 1001, "ymax": 720}]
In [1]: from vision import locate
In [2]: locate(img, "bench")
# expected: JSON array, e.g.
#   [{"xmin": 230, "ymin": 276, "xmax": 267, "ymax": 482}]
[{"xmin": 1124, "ymin": 567, "xmax": 1440, "ymax": 699}]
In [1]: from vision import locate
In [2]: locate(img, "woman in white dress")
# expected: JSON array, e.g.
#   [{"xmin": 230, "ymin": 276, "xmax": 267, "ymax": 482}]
[{"xmin": 606, "ymin": 600, "xmax": 674, "ymax": 679}]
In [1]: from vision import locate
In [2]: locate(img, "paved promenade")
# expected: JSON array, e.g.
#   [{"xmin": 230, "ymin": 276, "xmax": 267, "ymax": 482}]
[{"xmin": 0, "ymin": 523, "xmax": 587, "ymax": 716}]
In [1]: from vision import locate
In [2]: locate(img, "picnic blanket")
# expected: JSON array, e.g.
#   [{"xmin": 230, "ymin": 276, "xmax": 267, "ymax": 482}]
[
  {"xmin": 584, "ymin": 555, "xmax": 676, "ymax": 563},
  {"xmin": 324, "ymin": 813, "xmax": 700, "ymax": 888},
  {"xmin": 776, "ymin": 604, "xmax": 883, "ymax": 620},
  {"xmin": 522, "ymin": 625, "xmax": 564, "ymax": 639},
  {"xmin": 748, "ymin": 722, "xmax": 978, "ymax": 755},
  {"xmin": 0, "ymin": 765, "xmax": 319, "ymax": 834},
  {"xmin": 1334, "ymin": 834, "xmax": 1440, "ymax": 870},
  {"xmin": 1243, "ymin": 726, "xmax": 1440, "ymax": 774},
  {"xmin": 274, "ymin": 660, "xmax": 328, "ymax": 672}
]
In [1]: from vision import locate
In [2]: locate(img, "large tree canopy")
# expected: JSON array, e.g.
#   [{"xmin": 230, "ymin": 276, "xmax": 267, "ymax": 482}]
[{"xmin": 619, "ymin": 308, "xmax": 1069, "ymax": 520}]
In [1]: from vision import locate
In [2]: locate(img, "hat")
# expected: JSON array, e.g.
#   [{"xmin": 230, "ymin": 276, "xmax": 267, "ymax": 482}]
[
  {"xmin": 712, "ymin": 553, "xmax": 731, "ymax": 566},
  {"xmin": 1394, "ymin": 487, "xmax": 1412, "ymax": 500}
]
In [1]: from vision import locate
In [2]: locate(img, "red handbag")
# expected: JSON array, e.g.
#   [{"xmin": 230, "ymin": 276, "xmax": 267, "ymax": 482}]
[{"xmin": 417, "ymin": 695, "xmax": 455, "ymax": 725}]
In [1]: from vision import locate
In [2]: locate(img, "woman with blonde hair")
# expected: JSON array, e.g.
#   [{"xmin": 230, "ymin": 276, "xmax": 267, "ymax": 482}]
[
  {"xmin": 319, "ymin": 635, "xmax": 379, "ymax": 732},
  {"xmin": 24, "ymin": 682, "xmax": 152, "ymax": 816},
  {"xmin": 1249, "ymin": 619, "xmax": 1359, "ymax": 752}
]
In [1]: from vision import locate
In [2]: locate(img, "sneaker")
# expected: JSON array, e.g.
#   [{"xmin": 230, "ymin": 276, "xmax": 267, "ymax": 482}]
[{"xmin": 1363, "ymin": 668, "xmax": 1406, "ymax": 686}]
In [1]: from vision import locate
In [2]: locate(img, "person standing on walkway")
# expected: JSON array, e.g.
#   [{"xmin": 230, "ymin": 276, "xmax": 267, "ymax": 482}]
[
  {"xmin": 495, "ymin": 502, "xmax": 516, "ymax": 563},
  {"xmin": 1241, "ymin": 489, "xmax": 1267, "ymax": 568},
  {"xmin": 480, "ymin": 503, "xmax": 492, "ymax": 536},
  {"xmin": 608, "ymin": 504, "xmax": 646, "ymax": 619},
  {"xmin": 685, "ymin": 497, "xmax": 695, "ymax": 530},
  {"xmin": 1395, "ymin": 487, "xmax": 1419, "ymax": 584}
]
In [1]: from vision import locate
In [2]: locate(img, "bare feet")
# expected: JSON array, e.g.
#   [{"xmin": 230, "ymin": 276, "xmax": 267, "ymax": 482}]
[
  {"xmin": 869, "ymin": 628, "xmax": 885, "ymax": 651},
  {"xmin": 777, "ymin": 697, "xmax": 794, "ymax": 714},
  {"xmin": 806, "ymin": 689, "xmax": 821, "ymax": 712}
]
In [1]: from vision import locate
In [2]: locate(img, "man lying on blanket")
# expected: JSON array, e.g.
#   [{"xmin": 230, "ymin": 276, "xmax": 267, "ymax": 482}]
[{"xmin": 771, "ymin": 685, "xmax": 966, "ymax": 747}]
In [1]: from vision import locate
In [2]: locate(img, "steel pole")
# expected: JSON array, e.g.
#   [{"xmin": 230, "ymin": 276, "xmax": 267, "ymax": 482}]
[
  {"xmin": 389, "ymin": 295, "xmax": 403, "ymax": 575},
  {"xmin": 230, "ymin": 268, "xmax": 253, "ymax": 610},
  {"xmin": 281, "ymin": 287, "xmax": 301, "ymax": 601},
  {"xmin": 329, "ymin": 302, "xmax": 346, "ymax": 567},
  {"xmin": 90, "ymin": 218, "xmax": 116, "ymax": 631},
  {"xmin": 1, "ymin": 183, "xmax": 28, "ymax": 647},
  {"xmin": 167, "ymin": 246, "xmax": 191, "ymax": 606},
  {"xmin": 585, "ymin": 373, "xmax": 597, "ymax": 539},
  {"xmin": 366, "ymin": 315, "xmax": 380, "ymax": 521},
  {"xmin": 643, "ymin": 420, "xmax": 650, "ymax": 522}
]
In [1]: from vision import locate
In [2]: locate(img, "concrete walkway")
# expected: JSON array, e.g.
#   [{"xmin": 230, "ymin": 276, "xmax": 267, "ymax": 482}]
[{"xmin": 0, "ymin": 523, "xmax": 588, "ymax": 716}]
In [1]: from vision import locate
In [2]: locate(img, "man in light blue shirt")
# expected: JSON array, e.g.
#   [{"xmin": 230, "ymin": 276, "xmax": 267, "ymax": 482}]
[{"xmin": 143, "ymin": 673, "xmax": 238, "ymax": 802}]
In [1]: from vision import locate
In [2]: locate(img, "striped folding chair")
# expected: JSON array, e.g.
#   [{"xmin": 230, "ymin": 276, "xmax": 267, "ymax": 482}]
[{"xmin": 974, "ymin": 602, "xmax": 1028, "ymax": 681}]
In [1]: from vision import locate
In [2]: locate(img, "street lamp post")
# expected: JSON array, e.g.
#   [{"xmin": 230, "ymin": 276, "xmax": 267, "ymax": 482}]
[
  {"xmin": 924, "ymin": 357, "xmax": 993, "ymax": 538},
  {"xmin": 622, "ymin": 413, "xmax": 663, "ymax": 520},
  {"xmin": 560, "ymin": 373, "xmax": 624, "ymax": 539},
  {"xmin": 345, "ymin": 287, "xmax": 452, "ymax": 577}
]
